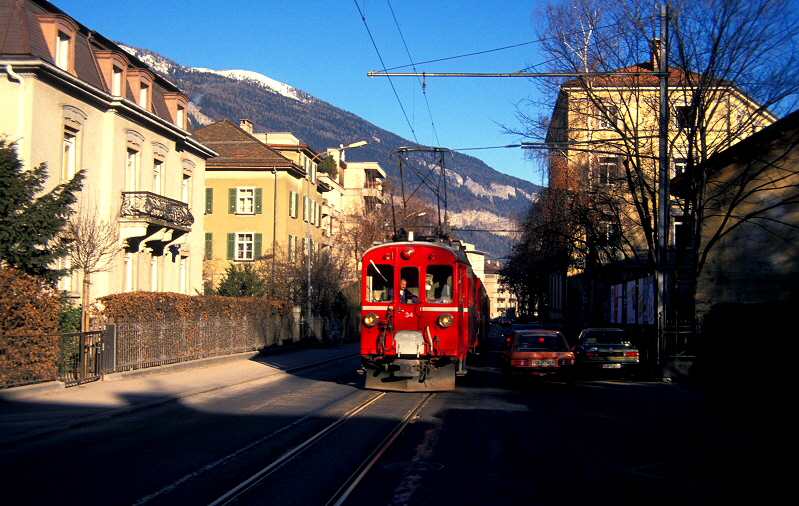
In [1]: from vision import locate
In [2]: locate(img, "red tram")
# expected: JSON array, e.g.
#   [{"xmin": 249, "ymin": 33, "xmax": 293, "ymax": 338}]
[{"xmin": 359, "ymin": 238, "xmax": 489, "ymax": 391}]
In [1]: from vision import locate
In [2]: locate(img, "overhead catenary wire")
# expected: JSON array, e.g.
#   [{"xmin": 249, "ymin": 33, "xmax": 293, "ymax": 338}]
[{"xmin": 353, "ymin": 0, "xmax": 419, "ymax": 144}]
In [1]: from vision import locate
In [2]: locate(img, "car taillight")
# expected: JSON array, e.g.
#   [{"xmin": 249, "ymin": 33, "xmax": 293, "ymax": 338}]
[
  {"xmin": 585, "ymin": 352, "xmax": 597, "ymax": 357},
  {"xmin": 510, "ymin": 359, "xmax": 526, "ymax": 366},
  {"xmin": 625, "ymin": 351, "xmax": 639, "ymax": 357},
  {"xmin": 558, "ymin": 358, "xmax": 575, "ymax": 366}
]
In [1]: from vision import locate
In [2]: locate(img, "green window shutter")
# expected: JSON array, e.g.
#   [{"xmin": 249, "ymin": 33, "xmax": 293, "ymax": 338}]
[
  {"xmin": 204, "ymin": 233, "xmax": 213, "ymax": 260},
  {"xmin": 227, "ymin": 233, "xmax": 235, "ymax": 260},
  {"xmin": 254, "ymin": 233, "xmax": 262, "ymax": 259},
  {"xmin": 255, "ymin": 188, "xmax": 263, "ymax": 214},
  {"xmin": 205, "ymin": 188, "xmax": 213, "ymax": 214},
  {"xmin": 288, "ymin": 191, "xmax": 294, "ymax": 217},
  {"xmin": 228, "ymin": 188, "xmax": 236, "ymax": 214}
]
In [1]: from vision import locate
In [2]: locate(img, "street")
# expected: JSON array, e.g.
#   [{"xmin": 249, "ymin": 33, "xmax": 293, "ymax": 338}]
[{"xmin": 0, "ymin": 327, "xmax": 784, "ymax": 505}]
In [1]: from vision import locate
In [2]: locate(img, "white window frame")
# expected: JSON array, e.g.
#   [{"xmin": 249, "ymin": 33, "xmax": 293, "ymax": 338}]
[
  {"xmin": 55, "ymin": 31, "xmax": 70, "ymax": 71},
  {"xmin": 62, "ymin": 128, "xmax": 77, "ymax": 180},
  {"xmin": 236, "ymin": 232, "xmax": 255, "ymax": 261},
  {"xmin": 597, "ymin": 156, "xmax": 620, "ymax": 186},
  {"xmin": 237, "ymin": 187, "xmax": 255, "ymax": 215},
  {"xmin": 126, "ymin": 148, "xmax": 139, "ymax": 191}
]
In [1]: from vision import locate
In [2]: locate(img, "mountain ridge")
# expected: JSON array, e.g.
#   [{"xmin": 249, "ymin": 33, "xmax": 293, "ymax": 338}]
[{"xmin": 121, "ymin": 45, "xmax": 538, "ymax": 258}]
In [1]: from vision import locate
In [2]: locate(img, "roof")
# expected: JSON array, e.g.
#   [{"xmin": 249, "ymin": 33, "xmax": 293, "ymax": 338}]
[
  {"xmin": 193, "ymin": 119, "xmax": 298, "ymax": 170},
  {"xmin": 0, "ymin": 0, "xmax": 185, "ymax": 122},
  {"xmin": 561, "ymin": 61, "xmax": 728, "ymax": 90}
]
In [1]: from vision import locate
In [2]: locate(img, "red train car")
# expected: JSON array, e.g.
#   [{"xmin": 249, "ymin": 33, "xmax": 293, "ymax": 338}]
[{"xmin": 359, "ymin": 239, "xmax": 489, "ymax": 391}]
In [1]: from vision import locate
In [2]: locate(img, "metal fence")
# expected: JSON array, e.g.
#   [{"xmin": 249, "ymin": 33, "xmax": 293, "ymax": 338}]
[
  {"xmin": 1, "ymin": 313, "xmax": 295, "ymax": 389},
  {"xmin": 115, "ymin": 314, "xmax": 294, "ymax": 371}
]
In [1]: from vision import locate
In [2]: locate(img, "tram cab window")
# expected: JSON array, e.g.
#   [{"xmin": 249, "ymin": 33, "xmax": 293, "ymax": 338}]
[
  {"xmin": 366, "ymin": 263, "xmax": 393, "ymax": 302},
  {"xmin": 426, "ymin": 265, "xmax": 453, "ymax": 303},
  {"xmin": 397, "ymin": 267, "xmax": 419, "ymax": 304}
]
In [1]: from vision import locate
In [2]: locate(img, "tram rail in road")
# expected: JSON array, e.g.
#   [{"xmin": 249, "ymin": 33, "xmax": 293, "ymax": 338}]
[{"xmin": 207, "ymin": 392, "xmax": 434, "ymax": 506}]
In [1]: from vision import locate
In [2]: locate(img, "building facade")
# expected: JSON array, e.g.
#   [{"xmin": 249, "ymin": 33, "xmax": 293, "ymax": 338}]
[
  {"xmin": 0, "ymin": 0, "xmax": 214, "ymax": 300},
  {"xmin": 545, "ymin": 47, "xmax": 776, "ymax": 325},
  {"xmin": 194, "ymin": 120, "xmax": 329, "ymax": 289}
]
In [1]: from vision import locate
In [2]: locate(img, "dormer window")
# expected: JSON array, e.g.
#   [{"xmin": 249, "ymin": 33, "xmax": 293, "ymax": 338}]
[
  {"xmin": 94, "ymin": 50, "xmax": 129, "ymax": 97},
  {"xmin": 127, "ymin": 69, "xmax": 154, "ymax": 112},
  {"xmin": 163, "ymin": 92, "xmax": 189, "ymax": 129},
  {"xmin": 38, "ymin": 14, "xmax": 78, "ymax": 75}
]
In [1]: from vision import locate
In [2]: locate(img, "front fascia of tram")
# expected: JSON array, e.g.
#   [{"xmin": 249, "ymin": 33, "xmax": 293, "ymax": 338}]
[{"xmin": 359, "ymin": 242, "xmax": 464, "ymax": 391}]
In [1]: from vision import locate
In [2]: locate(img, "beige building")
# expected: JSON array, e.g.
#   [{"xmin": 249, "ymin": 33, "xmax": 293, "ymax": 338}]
[
  {"xmin": 483, "ymin": 260, "xmax": 515, "ymax": 319},
  {"xmin": 194, "ymin": 120, "xmax": 329, "ymax": 286},
  {"xmin": 0, "ymin": 0, "xmax": 214, "ymax": 299},
  {"xmin": 545, "ymin": 47, "xmax": 776, "ymax": 323}
]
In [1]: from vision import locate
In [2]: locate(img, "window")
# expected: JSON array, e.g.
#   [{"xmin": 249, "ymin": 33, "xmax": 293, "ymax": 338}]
[
  {"xmin": 673, "ymin": 158, "xmax": 688, "ymax": 178},
  {"xmin": 126, "ymin": 148, "xmax": 139, "ymax": 191},
  {"xmin": 62, "ymin": 128, "xmax": 77, "ymax": 180},
  {"xmin": 204, "ymin": 233, "xmax": 213, "ymax": 260},
  {"xmin": 289, "ymin": 191, "xmax": 299, "ymax": 218},
  {"xmin": 227, "ymin": 232, "xmax": 262, "ymax": 261},
  {"xmin": 398, "ymin": 267, "xmax": 420, "ymax": 304},
  {"xmin": 153, "ymin": 160, "xmax": 162, "ymax": 194},
  {"xmin": 230, "ymin": 187, "xmax": 262, "ymax": 214},
  {"xmin": 675, "ymin": 106, "xmax": 692, "ymax": 130},
  {"xmin": 182, "ymin": 175, "xmax": 191, "ymax": 204},
  {"xmin": 139, "ymin": 81, "xmax": 149, "ymax": 109},
  {"xmin": 598, "ymin": 103, "xmax": 618, "ymax": 130},
  {"xmin": 597, "ymin": 156, "xmax": 620, "ymax": 185},
  {"xmin": 288, "ymin": 234, "xmax": 297, "ymax": 262},
  {"xmin": 176, "ymin": 105, "xmax": 185, "ymax": 129},
  {"xmin": 111, "ymin": 65, "xmax": 123, "ymax": 96},
  {"xmin": 303, "ymin": 195, "xmax": 310, "ymax": 222},
  {"xmin": 55, "ymin": 31, "xmax": 71, "ymax": 71},
  {"xmin": 365, "ymin": 263, "xmax": 394, "ymax": 302},
  {"xmin": 425, "ymin": 265, "xmax": 453, "ymax": 303}
]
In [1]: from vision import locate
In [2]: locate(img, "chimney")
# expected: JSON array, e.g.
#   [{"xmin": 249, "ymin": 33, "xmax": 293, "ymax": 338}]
[
  {"xmin": 649, "ymin": 39, "xmax": 661, "ymax": 69},
  {"xmin": 239, "ymin": 119, "xmax": 253, "ymax": 134}
]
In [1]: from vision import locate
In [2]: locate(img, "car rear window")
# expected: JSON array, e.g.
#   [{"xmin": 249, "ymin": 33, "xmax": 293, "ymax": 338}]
[
  {"xmin": 514, "ymin": 333, "xmax": 568, "ymax": 351},
  {"xmin": 583, "ymin": 331, "xmax": 629, "ymax": 345}
]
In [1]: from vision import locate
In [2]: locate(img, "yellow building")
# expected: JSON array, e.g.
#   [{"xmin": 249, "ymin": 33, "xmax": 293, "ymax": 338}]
[
  {"xmin": 545, "ymin": 47, "xmax": 776, "ymax": 323},
  {"xmin": 0, "ymin": 0, "xmax": 214, "ymax": 299},
  {"xmin": 194, "ymin": 120, "xmax": 329, "ymax": 286}
]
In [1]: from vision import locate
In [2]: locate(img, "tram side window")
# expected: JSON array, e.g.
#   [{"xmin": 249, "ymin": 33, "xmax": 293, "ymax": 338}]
[
  {"xmin": 366, "ymin": 263, "xmax": 394, "ymax": 302},
  {"xmin": 426, "ymin": 265, "xmax": 453, "ymax": 303}
]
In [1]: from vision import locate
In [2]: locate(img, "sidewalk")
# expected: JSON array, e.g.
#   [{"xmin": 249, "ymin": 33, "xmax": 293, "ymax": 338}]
[{"xmin": 0, "ymin": 342, "xmax": 359, "ymax": 446}]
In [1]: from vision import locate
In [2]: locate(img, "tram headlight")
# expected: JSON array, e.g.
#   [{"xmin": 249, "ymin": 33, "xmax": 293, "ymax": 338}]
[
  {"xmin": 437, "ymin": 313, "xmax": 454, "ymax": 328},
  {"xmin": 363, "ymin": 312, "xmax": 380, "ymax": 328}
]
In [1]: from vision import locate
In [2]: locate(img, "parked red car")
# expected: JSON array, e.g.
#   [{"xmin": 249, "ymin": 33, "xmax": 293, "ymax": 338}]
[{"xmin": 501, "ymin": 329, "xmax": 575, "ymax": 383}]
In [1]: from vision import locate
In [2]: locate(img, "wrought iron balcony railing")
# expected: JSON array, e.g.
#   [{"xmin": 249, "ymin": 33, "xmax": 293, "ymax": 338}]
[{"xmin": 121, "ymin": 192, "xmax": 194, "ymax": 229}]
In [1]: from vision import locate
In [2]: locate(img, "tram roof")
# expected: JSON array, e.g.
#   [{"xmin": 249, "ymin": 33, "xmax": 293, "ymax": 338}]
[{"xmin": 363, "ymin": 240, "xmax": 470, "ymax": 264}]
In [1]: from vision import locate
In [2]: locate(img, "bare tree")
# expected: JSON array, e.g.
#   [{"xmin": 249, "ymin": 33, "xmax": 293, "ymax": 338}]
[
  {"xmin": 509, "ymin": 0, "xmax": 799, "ymax": 313},
  {"xmin": 63, "ymin": 199, "xmax": 119, "ymax": 331}
]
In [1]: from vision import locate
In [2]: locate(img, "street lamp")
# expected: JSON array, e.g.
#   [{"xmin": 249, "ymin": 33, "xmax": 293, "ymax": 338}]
[{"xmin": 305, "ymin": 140, "xmax": 367, "ymax": 340}]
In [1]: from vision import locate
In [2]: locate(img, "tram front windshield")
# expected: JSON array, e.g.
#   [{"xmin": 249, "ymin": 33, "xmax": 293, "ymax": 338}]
[{"xmin": 366, "ymin": 263, "xmax": 393, "ymax": 302}]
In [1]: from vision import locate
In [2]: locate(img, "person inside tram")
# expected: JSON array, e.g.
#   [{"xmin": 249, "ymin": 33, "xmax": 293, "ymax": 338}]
[{"xmin": 390, "ymin": 278, "xmax": 418, "ymax": 304}]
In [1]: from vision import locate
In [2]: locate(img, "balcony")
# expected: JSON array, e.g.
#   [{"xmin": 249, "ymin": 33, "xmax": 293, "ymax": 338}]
[{"xmin": 120, "ymin": 192, "xmax": 193, "ymax": 230}]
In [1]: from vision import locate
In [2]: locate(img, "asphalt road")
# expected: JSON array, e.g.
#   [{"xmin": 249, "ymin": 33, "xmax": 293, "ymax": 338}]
[{"xmin": 0, "ymin": 328, "xmax": 784, "ymax": 505}]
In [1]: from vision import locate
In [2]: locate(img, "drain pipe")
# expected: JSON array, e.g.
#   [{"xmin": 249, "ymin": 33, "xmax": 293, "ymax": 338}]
[{"xmin": 5, "ymin": 64, "xmax": 25, "ymax": 156}]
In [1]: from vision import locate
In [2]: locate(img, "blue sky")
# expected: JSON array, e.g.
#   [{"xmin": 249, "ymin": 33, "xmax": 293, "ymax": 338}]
[{"xmin": 57, "ymin": 1, "xmax": 551, "ymax": 185}]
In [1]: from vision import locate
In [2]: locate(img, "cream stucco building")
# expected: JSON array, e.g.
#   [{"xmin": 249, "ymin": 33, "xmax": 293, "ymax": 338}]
[{"xmin": 0, "ymin": 0, "xmax": 214, "ymax": 300}]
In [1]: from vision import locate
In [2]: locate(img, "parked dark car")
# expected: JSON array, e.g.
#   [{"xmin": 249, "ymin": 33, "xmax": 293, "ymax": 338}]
[
  {"xmin": 501, "ymin": 329, "xmax": 575, "ymax": 383},
  {"xmin": 573, "ymin": 328, "xmax": 639, "ymax": 372},
  {"xmin": 498, "ymin": 317, "xmax": 514, "ymax": 326}
]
